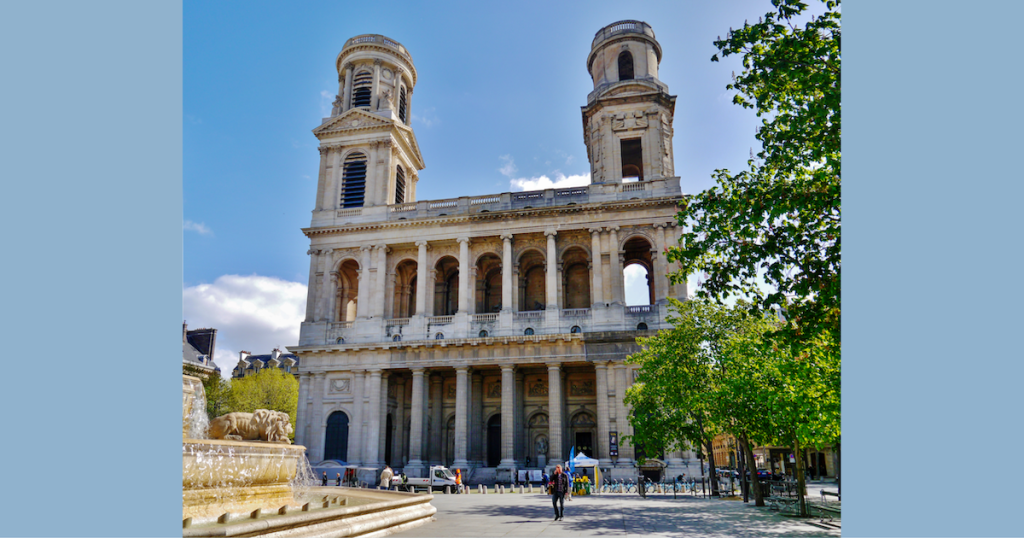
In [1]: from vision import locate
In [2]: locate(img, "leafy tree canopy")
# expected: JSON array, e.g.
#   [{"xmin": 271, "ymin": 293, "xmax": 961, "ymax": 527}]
[
  {"xmin": 670, "ymin": 0, "xmax": 841, "ymax": 351},
  {"xmin": 227, "ymin": 368, "xmax": 299, "ymax": 438}
]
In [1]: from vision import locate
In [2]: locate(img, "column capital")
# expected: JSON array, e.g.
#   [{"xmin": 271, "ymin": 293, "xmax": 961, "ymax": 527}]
[
  {"xmin": 360, "ymin": 245, "xmax": 373, "ymax": 253},
  {"xmin": 307, "ymin": 249, "xmax": 317, "ymax": 256},
  {"xmin": 351, "ymin": 368, "xmax": 366, "ymax": 375},
  {"xmin": 455, "ymin": 365, "xmax": 471, "ymax": 374},
  {"xmin": 416, "ymin": 240, "xmax": 430, "ymax": 248},
  {"xmin": 589, "ymin": 228, "xmax": 602, "ymax": 236},
  {"xmin": 593, "ymin": 361, "xmax": 610, "ymax": 371},
  {"xmin": 546, "ymin": 363, "xmax": 561, "ymax": 372},
  {"xmin": 313, "ymin": 371, "xmax": 327, "ymax": 379},
  {"xmin": 606, "ymin": 226, "xmax": 620, "ymax": 233},
  {"xmin": 318, "ymin": 146, "xmax": 329, "ymax": 156},
  {"xmin": 499, "ymin": 363, "xmax": 515, "ymax": 372},
  {"xmin": 500, "ymin": 232, "xmax": 513, "ymax": 242},
  {"xmin": 544, "ymin": 229, "xmax": 558, "ymax": 238},
  {"xmin": 381, "ymin": 371, "xmax": 390, "ymax": 379},
  {"xmin": 457, "ymin": 236, "xmax": 471, "ymax": 244},
  {"xmin": 411, "ymin": 367, "xmax": 426, "ymax": 376},
  {"xmin": 342, "ymin": 62, "xmax": 354, "ymax": 73},
  {"xmin": 654, "ymin": 223, "xmax": 667, "ymax": 230},
  {"xmin": 373, "ymin": 58, "xmax": 383, "ymax": 67},
  {"xmin": 376, "ymin": 243, "xmax": 390, "ymax": 253}
]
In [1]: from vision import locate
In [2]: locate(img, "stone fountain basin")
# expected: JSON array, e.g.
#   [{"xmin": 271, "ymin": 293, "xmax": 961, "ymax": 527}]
[
  {"xmin": 184, "ymin": 438, "xmax": 306, "ymax": 489},
  {"xmin": 183, "ymin": 488, "xmax": 436, "ymax": 538}
]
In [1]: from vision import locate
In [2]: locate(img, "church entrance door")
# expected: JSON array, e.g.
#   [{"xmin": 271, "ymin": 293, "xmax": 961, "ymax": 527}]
[{"xmin": 487, "ymin": 414, "xmax": 501, "ymax": 467}]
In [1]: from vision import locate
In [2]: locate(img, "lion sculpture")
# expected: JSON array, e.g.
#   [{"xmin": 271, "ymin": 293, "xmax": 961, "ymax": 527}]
[{"xmin": 208, "ymin": 409, "xmax": 293, "ymax": 444}]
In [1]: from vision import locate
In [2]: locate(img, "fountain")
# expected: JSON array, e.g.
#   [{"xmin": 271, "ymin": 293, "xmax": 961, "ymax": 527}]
[{"xmin": 182, "ymin": 375, "xmax": 436, "ymax": 536}]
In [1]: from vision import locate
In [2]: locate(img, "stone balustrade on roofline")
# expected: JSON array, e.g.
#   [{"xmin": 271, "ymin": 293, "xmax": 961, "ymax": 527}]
[
  {"xmin": 341, "ymin": 34, "xmax": 413, "ymax": 62},
  {"xmin": 309, "ymin": 176, "xmax": 682, "ymax": 228},
  {"xmin": 298, "ymin": 302, "xmax": 673, "ymax": 347},
  {"xmin": 590, "ymin": 20, "xmax": 656, "ymax": 50}
]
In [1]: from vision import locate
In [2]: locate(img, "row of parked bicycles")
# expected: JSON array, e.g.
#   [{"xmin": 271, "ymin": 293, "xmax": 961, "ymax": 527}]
[{"xmin": 600, "ymin": 477, "xmax": 702, "ymax": 494}]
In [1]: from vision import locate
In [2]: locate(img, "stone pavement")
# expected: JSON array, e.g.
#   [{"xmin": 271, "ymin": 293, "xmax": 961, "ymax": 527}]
[{"xmin": 391, "ymin": 489, "xmax": 840, "ymax": 537}]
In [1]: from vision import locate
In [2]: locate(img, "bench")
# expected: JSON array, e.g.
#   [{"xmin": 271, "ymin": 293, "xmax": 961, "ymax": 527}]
[
  {"xmin": 820, "ymin": 490, "xmax": 840, "ymax": 503},
  {"xmin": 767, "ymin": 497, "xmax": 798, "ymax": 512}
]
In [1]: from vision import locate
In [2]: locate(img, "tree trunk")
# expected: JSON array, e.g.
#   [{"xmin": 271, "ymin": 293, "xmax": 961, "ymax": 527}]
[
  {"xmin": 794, "ymin": 437, "xmax": 807, "ymax": 517},
  {"xmin": 739, "ymin": 436, "xmax": 764, "ymax": 507},
  {"xmin": 704, "ymin": 439, "xmax": 720, "ymax": 496}
]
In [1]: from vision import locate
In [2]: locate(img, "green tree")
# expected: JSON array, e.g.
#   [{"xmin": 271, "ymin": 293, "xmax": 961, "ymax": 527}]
[
  {"xmin": 227, "ymin": 369, "xmax": 300, "ymax": 440},
  {"xmin": 670, "ymin": 0, "xmax": 841, "ymax": 352},
  {"xmin": 182, "ymin": 365, "xmax": 231, "ymax": 419}
]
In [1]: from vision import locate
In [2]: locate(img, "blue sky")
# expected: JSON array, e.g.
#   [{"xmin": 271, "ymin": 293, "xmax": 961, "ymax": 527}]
[{"xmin": 183, "ymin": 0, "xmax": 798, "ymax": 372}]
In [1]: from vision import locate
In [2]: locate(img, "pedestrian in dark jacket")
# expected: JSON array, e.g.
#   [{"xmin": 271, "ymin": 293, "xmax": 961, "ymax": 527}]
[
  {"xmin": 336, "ymin": 473, "xmax": 342, "ymax": 486},
  {"xmin": 321, "ymin": 472, "xmax": 328, "ymax": 486},
  {"xmin": 550, "ymin": 465, "xmax": 570, "ymax": 521}
]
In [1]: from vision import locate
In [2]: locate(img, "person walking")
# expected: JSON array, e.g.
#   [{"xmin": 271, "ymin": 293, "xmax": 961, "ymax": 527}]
[
  {"xmin": 321, "ymin": 472, "xmax": 328, "ymax": 487},
  {"xmin": 550, "ymin": 464, "xmax": 570, "ymax": 521},
  {"xmin": 379, "ymin": 465, "xmax": 394, "ymax": 490},
  {"xmin": 335, "ymin": 473, "xmax": 342, "ymax": 486}
]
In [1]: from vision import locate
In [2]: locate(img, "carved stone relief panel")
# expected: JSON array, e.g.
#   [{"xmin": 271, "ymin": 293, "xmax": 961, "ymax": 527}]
[
  {"xmin": 527, "ymin": 379, "xmax": 549, "ymax": 397},
  {"xmin": 444, "ymin": 379, "xmax": 456, "ymax": 401},
  {"xmin": 329, "ymin": 377, "xmax": 351, "ymax": 394},
  {"xmin": 569, "ymin": 379, "xmax": 596, "ymax": 397},
  {"xmin": 611, "ymin": 110, "xmax": 648, "ymax": 131},
  {"xmin": 484, "ymin": 378, "xmax": 502, "ymax": 400}
]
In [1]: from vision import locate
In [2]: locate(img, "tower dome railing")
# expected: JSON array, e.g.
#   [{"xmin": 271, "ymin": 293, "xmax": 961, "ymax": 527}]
[
  {"xmin": 591, "ymin": 20, "xmax": 655, "ymax": 49},
  {"xmin": 342, "ymin": 34, "xmax": 413, "ymax": 62}
]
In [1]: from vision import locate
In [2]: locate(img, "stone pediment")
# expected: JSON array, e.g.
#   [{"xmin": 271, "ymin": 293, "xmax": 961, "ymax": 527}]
[{"xmin": 313, "ymin": 109, "xmax": 394, "ymax": 136}]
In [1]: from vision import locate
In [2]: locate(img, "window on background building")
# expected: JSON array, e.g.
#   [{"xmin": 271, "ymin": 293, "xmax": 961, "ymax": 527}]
[
  {"xmin": 636, "ymin": 322, "xmax": 648, "ymax": 331},
  {"xmin": 435, "ymin": 332, "xmax": 444, "ymax": 340},
  {"xmin": 399, "ymin": 86, "xmax": 408, "ymax": 123},
  {"xmin": 395, "ymin": 165, "xmax": 406, "ymax": 204},
  {"xmin": 620, "ymin": 139, "xmax": 643, "ymax": 181},
  {"xmin": 524, "ymin": 328, "xmax": 534, "ymax": 336}
]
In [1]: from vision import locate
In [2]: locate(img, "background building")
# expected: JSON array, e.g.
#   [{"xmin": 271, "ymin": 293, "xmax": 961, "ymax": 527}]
[
  {"xmin": 291, "ymin": 21, "xmax": 698, "ymax": 483},
  {"xmin": 232, "ymin": 348, "xmax": 300, "ymax": 379},
  {"xmin": 182, "ymin": 322, "xmax": 219, "ymax": 379}
]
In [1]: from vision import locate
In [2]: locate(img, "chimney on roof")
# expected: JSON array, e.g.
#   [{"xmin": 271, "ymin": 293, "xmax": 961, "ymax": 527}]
[
  {"xmin": 239, "ymin": 350, "xmax": 250, "ymax": 361},
  {"xmin": 183, "ymin": 321, "xmax": 188, "ymax": 343},
  {"xmin": 271, "ymin": 348, "xmax": 281, "ymax": 361}
]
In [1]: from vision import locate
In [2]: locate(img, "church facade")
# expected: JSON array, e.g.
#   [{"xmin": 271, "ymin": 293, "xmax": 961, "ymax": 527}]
[{"xmin": 291, "ymin": 21, "xmax": 698, "ymax": 482}]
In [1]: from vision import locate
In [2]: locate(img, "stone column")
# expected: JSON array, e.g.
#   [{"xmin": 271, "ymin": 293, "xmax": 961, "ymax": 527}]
[
  {"xmin": 470, "ymin": 371, "xmax": 483, "ymax": 464},
  {"xmin": 453, "ymin": 366, "xmax": 471, "ymax": 469},
  {"xmin": 415, "ymin": 241, "xmax": 429, "ymax": 316},
  {"xmin": 349, "ymin": 370, "xmax": 365, "ymax": 465},
  {"xmin": 371, "ymin": 58, "xmax": 382, "ymax": 110},
  {"xmin": 613, "ymin": 363, "xmax": 634, "ymax": 465},
  {"xmin": 589, "ymin": 229, "xmax": 605, "ymax": 306},
  {"xmin": 594, "ymin": 362, "xmax": 612, "ymax": 467},
  {"xmin": 429, "ymin": 373, "xmax": 443, "ymax": 464},
  {"xmin": 393, "ymin": 375, "xmax": 406, "ymax": 466},
  {"xmin": 326, "ymin": 145, "xmax": 342, "ymax": 210},
  {"xmin": 608, "ymin": 227, "xmax": 622, "ymax": 305},
  {"xmin": 357, "ymin": 246, "xmax": 372, "ymax": 319},
  {"xmin": 305, "ymin": 250, "xmax": 318, "ymax": 322},
  {"xmin": 327, "ymin": 272, "xmax": 339, "ymax": 323},
  {"xmin": 378, "ymin": 372, "xmax": 389, "ymax": 465},
  {"xmin": 364, "ymin": 369, "xmax": 383, "ymax": 468},
  {"xmin": 547, "ymin": 364, "xmax": 563, "ymax": 465},
  {"xmin": 653, "ymin": 224, "xmax": 670, "ymax": 304},
  {"xmin": 375, "ymin": 140, "xmax": 392, "ymax": 206},
  {"xmin": 295, "ymin": 372, "xmax": 310, "ymax": 448},
  {"xmin": 342, "ymin": 63, "xmax": 353, "ymax": 112},
  {"xmin": 407, "ymin": 369, "xmax": 426, "ymax": 473},
  {"xmin": 315, "ymin": 147, "xmax": 329, "ymax": 211},
  {"xmin": 310, "ymin": 373, "xmax": 325, "ymax": 461},
  {"xmin": 457, "ymin": 237, "xmax": 470, "ymax": 314},
  {"xmin": 544, "ymin": 230, "xmax": 558, "ymax": 310},
  {"xmin": 321, "ymin": 250, "xmax": 336, "ymax": 322},
  {"xmin": 374, "ymin": 244, "xmax": 388, "ymax": 318},
  {"xmin": 501, "ymin": 233, "xmax": 513, "ymax": 312},
  {"xmin": 514, "ymin": 369, "xmax": 525, "ymax": 464},
  {"xmin": 499, "ymin": 365, "xmax": 515, "ymax": 467}
]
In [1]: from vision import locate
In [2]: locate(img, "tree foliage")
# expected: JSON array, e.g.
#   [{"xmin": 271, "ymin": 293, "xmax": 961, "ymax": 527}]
[
  {"xmin": 670, "ymin": 0, "xmax": 841, "ymax": 352},
  {"xmin": 227, "ymin": 368, "xmax": 299, "ymax": 439},
  {"xmin": 626, "ymin": 298, "xmax": 840, "ymax": 510}
]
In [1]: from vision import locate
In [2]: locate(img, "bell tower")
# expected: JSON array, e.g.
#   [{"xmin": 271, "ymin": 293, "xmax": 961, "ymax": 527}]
[
  {"xmin": 311, "ymin": 35, "xmax": 425, "ymax": 213},
  {"xmin": 582, "ymin": 21, "xmax": 676, "ymax": 184}
]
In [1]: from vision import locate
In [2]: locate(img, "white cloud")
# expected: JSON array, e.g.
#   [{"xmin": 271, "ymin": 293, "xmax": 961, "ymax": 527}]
[
  {"xmin": 509, "ymin": 172, "xmax": 591, "ymax": 192},
  {"xmin": 183, "ymin": 220, "xmax": 212, "ymax": 236},
  {"xmin": 183, "ymin": 275, "xmax": 307, "ymax": 376},
  {"xmin": 623, "ymin": 264, "xmax": 649, "ymax": 306},
  {"xmin": 411, "ymin": 107, "xmax": 439, "ymax": 127},
  {"xmin": 320, "ymin": 90, "xmax": 334, "ymax": 118},
  {"xmin": 498, "ymin": 155, "xmax": 518, "ymax": 178}
]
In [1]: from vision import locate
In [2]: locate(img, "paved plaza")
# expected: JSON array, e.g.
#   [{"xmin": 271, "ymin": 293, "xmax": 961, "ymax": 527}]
[{"xmin": 392, "ymin": 486, "xmax": 840, "ymax": 537}]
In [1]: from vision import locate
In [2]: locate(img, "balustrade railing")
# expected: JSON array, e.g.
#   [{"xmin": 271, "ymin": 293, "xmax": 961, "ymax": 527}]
[
  {"xmin": 626, "ymin": 305, "xmax": 653, "ymax": 314},
  {"xmin": 622, "ymin": 181, "xmax": 646, "ymax": 192},
  {"xmin": 428, "ymin": 199, "xmax": 458, "ymax": 209},
  {"xmin": 390, "ymin": 203, "xmax": 416, "ymax": 213},
  {"xmin": 331, "ymin": 321, "xmax": 354, "ymax": 329},
  {"xmin": 386, "ymin": 318, "xmax": 410, "ymax": 327},
  {"xmin": 470, "ymin": 195, "xmax": 500, "ymax": 206},
  {"xmin": 515, "ymin": 311, "xmax": 544, "ymax": 321},
  {"xmin": 561, "ymin": 308, "xmax": 591, "ymax": 318},
  {"xmin": 472, "ymin": 313, "xmax": 499, "ymax": 322},
  {"xmin": 428, "ymin": 315, "xmax": 454, "ymax": 325},
  {"xmin": 336, "ymin": 208, "xmax": 362, "ymax": 216}
]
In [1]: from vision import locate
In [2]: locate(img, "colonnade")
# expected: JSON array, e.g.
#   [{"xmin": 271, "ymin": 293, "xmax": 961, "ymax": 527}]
[
  {"xmin": 298, "ymin": 360, "xmax": 661, "ymax": 475},
  {"xmin": 303, "ymin": 224, "xmax": 685, "ymax": 324}
]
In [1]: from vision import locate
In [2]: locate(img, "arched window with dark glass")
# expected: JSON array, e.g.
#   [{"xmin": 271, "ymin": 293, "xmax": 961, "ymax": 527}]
[
  {"xmin": 352, "ymin": 70, "xmax": 373, "ymax": 108},
  {"xmin": 524, "ymin": 327, "xmax": 534, "ymax": 336},
  {"xmin": 570, "ymin": 325, "xmax": 582, "ymax": 334},
  {"xmin": 637, "ymin": 322, "xmax": 648, "ymax": 331},
  {"xmin": 399, "ymin": 86, "xmax": 408, "ymax": 123},
  {"xmin": 395, "ymin": 165, "xmax": 406, "ymax": 205},
  {"xmin": 324, "ymin": 411, "xmax": 349, "ymax": 462},
  {"xmin": 618, "ymin": 51, "xmax": 634, "ymax": 81},
  {"xmin": 341, "ymin": 152, "xmax": 367, "ymax": 208}
]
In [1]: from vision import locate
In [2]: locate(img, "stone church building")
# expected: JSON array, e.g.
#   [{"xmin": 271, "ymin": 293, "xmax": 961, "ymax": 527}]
[{"xmin": 291, "ymin": 21, "xmax": 698, "ymax": 482}]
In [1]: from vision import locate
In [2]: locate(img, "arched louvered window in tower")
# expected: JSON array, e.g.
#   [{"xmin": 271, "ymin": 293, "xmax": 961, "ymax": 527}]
[
  {"xmin": 395, "ymin": 165, "xmax": 406, "ymax": 205},
  {"xmin": 341, "ymin": 152, "xmax": 367, "ymax": 208},
  {"xmin": 618, "ymin": 51, "xmax": 634, "ymax": 81},
  {"xmin": 352, "ymin": 70, "xmax": 373, "ymax": 109},
  {"xmin": 399, "ymin": 86, "xmax": 408, "ymax": 123}
]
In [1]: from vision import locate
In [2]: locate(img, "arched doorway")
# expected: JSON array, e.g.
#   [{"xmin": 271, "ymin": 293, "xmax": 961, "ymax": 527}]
[
  {"xmin": 324, "ymin": 411, "xmax": 349, "ymax": 462},
  {"xmin": 487, "ymin": 414, "xmax": 502, "ymax": 467},
  {"xmin": 518, "ymin": 250, "xmax": 545, "ymax": 311},
  {"xmin": 561, "ymin": 247, "xmax": 591, "ymax": 309},
  {"xmin": 393, "ymin": 260, "xmax": 417, "ymax": 318},
  {"xmin": 475, "ymin": 253, "xmax": 502, "ymax": 313},
  {"xmin": 622, "ymin": 236, "xmax": 655, "ymax": 305},
  {"xmin": 434, "ymin": 256, "xmax": 459, "ymax": 316}
]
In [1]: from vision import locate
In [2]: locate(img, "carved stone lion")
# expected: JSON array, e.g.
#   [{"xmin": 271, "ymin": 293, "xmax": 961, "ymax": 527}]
[{"xmin": 208, "ymin": 409, "xmax": 293, "ymax": 444}]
